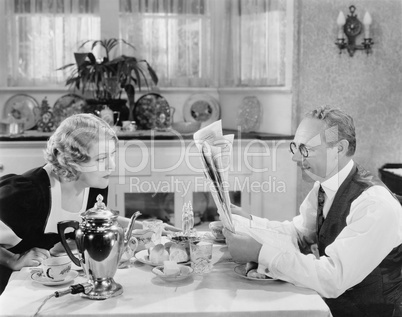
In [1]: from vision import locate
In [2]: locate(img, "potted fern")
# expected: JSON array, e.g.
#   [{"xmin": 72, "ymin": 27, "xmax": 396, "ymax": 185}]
[{"xmin": 58, "ymin": 38, "xmax": 158, "ymax": 123}]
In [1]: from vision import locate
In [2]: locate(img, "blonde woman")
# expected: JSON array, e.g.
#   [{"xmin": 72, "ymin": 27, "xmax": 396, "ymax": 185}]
[{"xmin": 0, "ymin": 114, "xmax": 177, "ymax": 293}]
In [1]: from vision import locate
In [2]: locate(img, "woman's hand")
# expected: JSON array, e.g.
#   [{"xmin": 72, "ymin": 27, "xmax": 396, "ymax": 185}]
[
  {"xmin": 9, "ymin": 247, "xmax": 50, "ymax": 271},
  {"xmin": 230, "ymin": 203, "xmax": 252, "ymax": 219},
  {"xmin": 223, "ymin": 228, "xmax": 261, "ymax": 263}
]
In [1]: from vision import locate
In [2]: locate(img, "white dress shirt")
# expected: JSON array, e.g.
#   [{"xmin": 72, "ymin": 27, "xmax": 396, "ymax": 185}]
[{"xmin": 253, "ymin": 160, "xmax": 402, "ymax": 298}]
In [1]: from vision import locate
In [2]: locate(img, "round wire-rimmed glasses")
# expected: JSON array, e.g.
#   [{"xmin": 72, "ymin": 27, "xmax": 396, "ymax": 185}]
[{"xmin": 290, "ymin": 142, "xmax": 309, "ymax": 158}]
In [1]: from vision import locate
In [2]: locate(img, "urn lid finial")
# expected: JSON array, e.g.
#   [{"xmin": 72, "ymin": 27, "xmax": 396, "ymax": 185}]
[{"xmin": 81, "ymin": 194, "xmax": 119, "ymax": 220}]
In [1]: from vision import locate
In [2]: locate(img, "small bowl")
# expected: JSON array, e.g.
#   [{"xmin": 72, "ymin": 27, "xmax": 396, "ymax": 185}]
[
  {"xmin": 209, "ymin": 221, "xmax": 225, "ymax": 240},
  {"xmin": 172, "ymin": 121, "xmax": 201, "ymax": 134},
  {"xmin": 152, "ymin": 265, "xmax": 194, "ymax": 282}
]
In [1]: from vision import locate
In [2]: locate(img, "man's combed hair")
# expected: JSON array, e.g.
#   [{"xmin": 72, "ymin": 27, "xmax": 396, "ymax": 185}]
[
  {"xmin": 306, "ymin": 105, "xmax": 356, "ymax": 156},
  {"xmin": 45, "ymin": 114, "xmax": 118, "ymax": 181}
]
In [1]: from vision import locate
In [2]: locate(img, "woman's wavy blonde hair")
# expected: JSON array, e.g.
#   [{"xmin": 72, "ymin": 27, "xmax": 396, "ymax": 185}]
[{"xmin": 45, "ymin": 113, "xmax": 118, "ymax": 181}]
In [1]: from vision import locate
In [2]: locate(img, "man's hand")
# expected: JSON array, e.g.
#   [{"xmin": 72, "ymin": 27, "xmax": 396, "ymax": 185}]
[
  {"xmin": 230, "ymin": 203, "xmax": 251, "ymax": 219},
  {"xmin": 223, "ymin": 228, "xmax": 262, "ymax": 263}
]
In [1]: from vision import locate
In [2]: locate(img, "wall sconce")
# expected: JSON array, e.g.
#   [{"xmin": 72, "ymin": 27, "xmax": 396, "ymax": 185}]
[{"xmin": 335, "ymin": 5, "xmax": 373, "ymax": 56}]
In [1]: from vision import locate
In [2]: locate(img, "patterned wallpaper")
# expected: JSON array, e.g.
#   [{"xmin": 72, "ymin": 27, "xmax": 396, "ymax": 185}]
[{"xmin": 293, "ymin": 0, "xmax": 402, "ymax": 204}]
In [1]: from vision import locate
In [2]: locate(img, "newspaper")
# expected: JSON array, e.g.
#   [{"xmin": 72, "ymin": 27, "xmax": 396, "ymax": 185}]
[
  {"xmin": 194, "ymin": 120, "xmax": 235, "ymax": 232},
  {"xmin": 194, "ymin": 121, "xmax": 299, "ymax": 260}
]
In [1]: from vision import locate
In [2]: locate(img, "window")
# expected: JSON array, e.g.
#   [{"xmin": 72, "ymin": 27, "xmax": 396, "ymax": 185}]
[
  {"xmin": 120, "ymin": 0, "xmax": 212, "ymax": 87},
  {"xmin": 5, "ymin": 0, "xmax": 100, "ymax": 87},
  {"xmin": 3, "ymin": 0, "xmax": 292, "ymax": 89},
  {"xmin": 119, "ymin": 0, "xmax": 291, "ymax": 88},
  {"xmin": 237, "ymin": 0, "xmax": 287, "ymax": 86}
]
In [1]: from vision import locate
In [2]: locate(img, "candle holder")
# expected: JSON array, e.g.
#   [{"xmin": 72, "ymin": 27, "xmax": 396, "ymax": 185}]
[{"xmin": 335, "ymin": 5, "xmax": 373, "ymax": 57}]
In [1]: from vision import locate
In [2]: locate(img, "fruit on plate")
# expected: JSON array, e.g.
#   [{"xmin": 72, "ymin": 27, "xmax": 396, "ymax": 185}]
[
  {"xmin": 163, "ymin": 261, "xmax": 180, "ymax": 276},
  {"xmin": 245, "ymin": 261, "xmax": 268, "ymax": 279},
  {"xmin": 169, "ymin": 243, "xmax": 189, "ymax": 263},
  {"xmin": 149, "ymin": 244, "xmax": 169, "ymax": 265},
  {"xmin": 164, "ymin": 241, "xmax": 174, "ymax": 253}
]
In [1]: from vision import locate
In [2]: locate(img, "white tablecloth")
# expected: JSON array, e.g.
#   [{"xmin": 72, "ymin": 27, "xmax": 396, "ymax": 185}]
[{"xmin": 0, "ymin": 244, "xmax": 331, "ymax": 317}]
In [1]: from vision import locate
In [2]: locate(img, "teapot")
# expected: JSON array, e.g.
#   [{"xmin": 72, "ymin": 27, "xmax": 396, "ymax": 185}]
[{"xmin": 57, "ymin": 195, "xmax": 140, "ymax": 299}]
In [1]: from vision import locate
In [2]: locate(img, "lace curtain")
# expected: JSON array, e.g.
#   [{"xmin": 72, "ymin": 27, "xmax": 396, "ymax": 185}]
[
  {"xmin": 5, "ymin": 0, "xmax": 100, "ymax": 86},
  {"xmin": 214, "ymin": 0, "xmax": 287, "ymax": 87},
  {"xmin": 119, "ymin": 0, "xmax": 212, "ymax": 87},
  {"xmin": 119, "ymin": 0, "xmax": 287, "ymax": 87},
  {"xmin": 5, "ymin": 0, "xmax": 288, "ymax": 88}
]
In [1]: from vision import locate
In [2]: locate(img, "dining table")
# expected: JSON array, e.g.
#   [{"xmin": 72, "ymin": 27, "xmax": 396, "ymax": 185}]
[{"xmin": 0, "ymin": 236, "xmax": 331, "ymax": 317}]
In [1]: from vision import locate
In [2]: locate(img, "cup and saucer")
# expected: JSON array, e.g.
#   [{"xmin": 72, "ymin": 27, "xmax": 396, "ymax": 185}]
[
  {"xmin": 49, "ymin": 241, "xmax": 82, "ymax": 271},
  {"xmin": 31, "ymin": 271, "xmax": 78, "ymax": 286},
  {"xmin": 31, "ymin": 256, "xmax": 78, "ymax": 286},
  {"xmin": 207, "ymin": 221, "xmax": 226, "ymax": 243}
]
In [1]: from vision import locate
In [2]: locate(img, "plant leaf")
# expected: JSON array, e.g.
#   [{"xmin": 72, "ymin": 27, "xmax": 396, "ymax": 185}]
[{"xmin": 146, "ymin": 61, "xmax": 158, "ymax": 85}]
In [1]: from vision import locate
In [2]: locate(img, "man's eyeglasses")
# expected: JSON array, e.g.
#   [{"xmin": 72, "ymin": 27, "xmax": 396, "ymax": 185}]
[{"xmin": 290, "ymin": 142, "xmax": 309, "ymax": 158}]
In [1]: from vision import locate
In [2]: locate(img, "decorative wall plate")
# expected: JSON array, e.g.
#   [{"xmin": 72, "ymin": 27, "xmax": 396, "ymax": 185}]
[
  {"xmin": 53, "ymin": 94, "xmax": 87, "ymax": 127},
  {"xmin": 236, "ymin": 96, "xmax": 262, "ymax": 132},
  {"xmin": 2, "ymin": 94, "xmax": 41, "ymax": 130},
  {"xmin": 133, "ymin": 93, "xmax": 172, "ymax": 130},
  {"xmin": 183, "ymin": 94, "xmax": 220, "ymax": 126}
]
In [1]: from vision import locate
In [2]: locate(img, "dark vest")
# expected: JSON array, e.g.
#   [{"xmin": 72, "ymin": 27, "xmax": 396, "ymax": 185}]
[{"xmin": 318, "ymin": 164, "xmax": 402, "ymax": 305}]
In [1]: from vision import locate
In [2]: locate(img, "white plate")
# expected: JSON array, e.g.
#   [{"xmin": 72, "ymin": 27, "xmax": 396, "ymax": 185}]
[
  {"xmin": 134, "ymin": 249, "xmax": 190, "ymax": 267},
  {"xmin": 183, "ymin": 94, "xmax": 220, "ymax": 127},
  {"xmin": 134, "ymin": 249, "xmax": 160, "ymax": 266},
  {"xmin": 2, "ymin": 94, "xmax": 41, "ymax": 130},
  {"xmin": 152, "ymin": 265, "xmax": 193, "ymax": 282},
  {"xmin": 31, "ymin": 270, "xmax": 79, "ymax": 286},
  {"xmin": 233, "ymin": 265, "xmax": 276, "ymax": 282}
]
